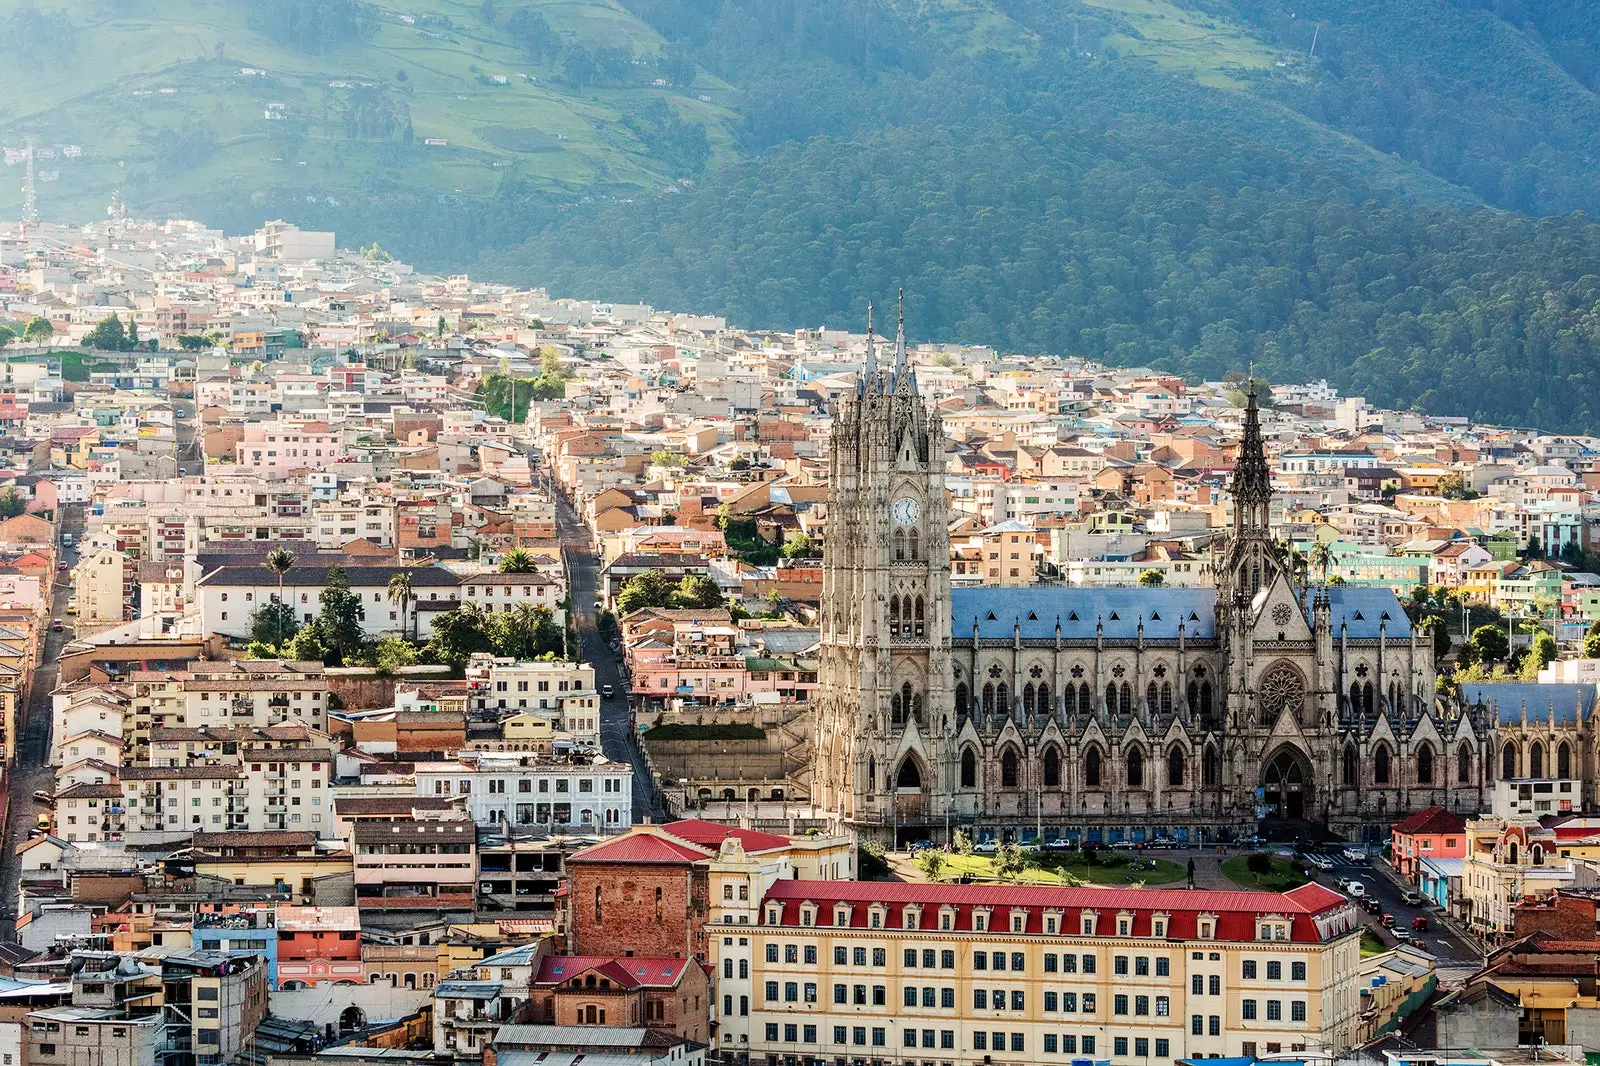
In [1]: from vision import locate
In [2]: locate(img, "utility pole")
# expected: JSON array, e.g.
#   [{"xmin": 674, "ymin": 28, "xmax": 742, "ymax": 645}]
[{"xmin": 1308, "ymin": 22, "xmax": 1321, "ymax": 59}]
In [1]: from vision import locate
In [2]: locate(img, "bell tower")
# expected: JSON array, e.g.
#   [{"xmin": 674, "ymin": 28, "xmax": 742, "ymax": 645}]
[
  {"xmin": 1215, "ymin": 379, "xmax": 1285, "ymax": 605},
  {"xmin": 814, "ymin": 297, "xmax": 952, "ymax": 839}
]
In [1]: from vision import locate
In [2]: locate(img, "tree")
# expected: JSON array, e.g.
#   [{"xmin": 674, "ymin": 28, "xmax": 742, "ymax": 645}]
[
  {"xmin": 993, "ymin": 843, "xmax": 1026, "ymax": 881},
  {"xmin": 374, "ymin": 635, "xmax": 419, "ymax": 673},
  {"xmin": 21, "ymin": 317, "xmax": 52, "ymax": 342},
  {"xmin": 1522, "ymin": 631, "xmax": 1558, "ymax": 680},
  {"xmin": 0, "ymin": 325, "xmax": 13, "ymax": 348},
  {"xmin": 616, "ymin": 569, "xmax": 677, "ymax": 615},
  {"xmin": 0, "ymin": 487, "xmax": 26, "ymax": 519},
  {"xmin": 1419, "ymin": 615, "xmax": 1452, "ymax": 659},
  {"xmin": 1137, "ymin": 568, "xmax": 1165, "ymax": 587},
  {"xmin": 316, "ymin": 567, "xmax": 367, "ymax": 665},
  {"xmin": 913, "ymin": 848, "xmax": 946, "ymax": 882},
  {"xmin": 387, "ymin": 570, "xmax": 415, "ymax": 642},
  {"xmin": 1081, "ymin": 843, "xmax": 1097, "ymax": 867},
  {"xmin": 650, "ymin": 449, "xmax": 688, "ymax": 468},
  {"xmin": 499, "ymin": 548, "xmax": 536, "ymax": 573},
  {"xmin": 1585, "ymin": 632, "xmax": 1600, "ymax": 660},
  {"xmin": 672, "ymin": 574, "xmax": 725, "ymax": 610},
  {"xmin": 782, "ymin": 532, "xmax": 815, "ymax": 559},
  {"xmin": 1307, "ymin": 541, "xmax": 1334, "ymax": 585},
  {"xmin": 83, "ymin": 314, "xmax": 128, "ymax": 351},
  {"xmin": 262, "ymin": 547, "xmax": 297, "ymax": 648},
  {"xmin": 1246, "ymin": 851, "xmax": 1274, "ymax": 881},
  {"xmin": 952, "ymin": 829, "xmax": 973, "ymax": 856},
  {"xmin": 1466, "ymin": 624, "xmax": 1510, "ymax": 665},
  {"xmin": 248, "ymin": 602, "xmax": 299, "ymax": 648},
  {"xmin": 283, "ymin": 619, "xmax": 329, "ymax": 663},
  {"xmin": 176, "ymin": 334, "xmax": 209, "ymax": 351},
  {"xmin": 424, "ymin": 602, "xmax": 496, "ymax": 667}
]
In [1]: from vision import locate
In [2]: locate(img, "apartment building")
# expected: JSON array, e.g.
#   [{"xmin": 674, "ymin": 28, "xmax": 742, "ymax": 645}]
[
  {"xmin": 466, "ymin": 657, "xmax": 599, "ymax": 745},
  {"xmin": 196, "ymin": 566, "xmax": 460, "ymax": 640},
  {"xmin": 353, "ymin": 818, "xmax": 477, "ymax": 914},
  {"xmin": 459, "ymin": 571, "xmax": 565, "ymax": 616},
  {"xmin": 413, "ymin": 754, "xmax": 631, "ymax": 833},
  {"xmin": 97, "ymin": 741, "xmax": 334, "ymax": 839},
  {"xmin": 738, "ymin": 881, "xmax": 1364, "ymax": 1066},
  {"xmin": 130, "ymin": 660, "xmax": 332, "ymax": 740},
  {"xmin": 231, "ymin": 422, "xmax": 344, "ymax": 479}
]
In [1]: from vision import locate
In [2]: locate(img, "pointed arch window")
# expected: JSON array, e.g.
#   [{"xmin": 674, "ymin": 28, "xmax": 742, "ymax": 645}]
[
  {"xmin": 1416, "ymin": 744, "xmax": 1433, "ymax": 785},
  {"xmin": 1531, "ymin": 742, "xmax": 1545, "ymax": 779},
  {"xmin": 1458, "ymin": 742, "xmax": 1472, "ymax": 783},
  {"xmin": 1037, "ymin": 682, "xmax": 1051, "ymax": 716},
  {"xmin": 955, "ymin": 683, "xmax": 969, "ymax": 720},
  {"xmin": 1043, "ymin": 748, "xmax": 1061, "ymax": 788},
  {"xmin": 1187, "ymin": 680, "xmax": 1198, "ymax": 711},
  {"xmin": 1119, "ymin": 682, "xmax": 1132, "ymax": 715},
  {"xmin": 1168, "ymin": 747, "xmax": 1185, "ymax": 787},
  {"xmin": 1202, "ymin": 744, "xmax": 1219, "ymax": 786},
  {"xmin": 1085, "ymin": 748, "xmax": 1102, "ymax": 788},
  {"xmin": 1559, "ymin": 742, "xmax": 1572, "ymax": 779},
  {"xmin": 1363, "ymin": 681, "xmax": 1374, "ymax": 715},
  {"xmin": 1374, "ymin": 745, "xmax": 1391, "ymax": 785},
  {"xmin": 1342, "ymin": 745, "xmax": 1357, "ymax": 787},
  {"xmin": 1146, "ymin": 681, "xmax": 1159, "ymax": 714},
  {"xmin": 908, "ymin": 528, "xmax": 920, "ymax": 562},
  {"xmin": 896, "ymin": 759, "xmax": 921, "ymax": 790},
  {"xmin": 1502, "ymin": 743, "xmax": 1517, "ymax": 780},
  {"xmin": 911, "ymin": 692, "xmax": 923, "ymax": 725},
  {"xmin": 960, "ymin": 748, "xmax": 977, "ymax": 789},
  {"xmin": 913, "ymin": 596, "xmax": 925, "ymax": 637},
  {"xmin": 1199, "ymin": 680, "xmax": 1214, "ymax": 717},
  {"xmin": 1160, "ymin": 682, "xmax": 1173, "ymax": 716},
  {"xmin": 1105, "ymin": 683, "xmax": 1117, "ymax": 713},
  {"xmin": 1001, "ymin": 749, "xmax": 1020, "ymax": 789},
  {"xmin": 1077, "ymin": 682, "xmax": 1093, "ymax": 715},
  {"xmin": 1126, "ymin": 747, "xmax": 1144, "ymax": 788},
  {"xmin": 1022, "ymin": 683, "xmax": 1037, "ymax": 717},
  {"xmin": 888, "ymin": 595, "xmax": 901, "ymax": 637},
  {"xmin": 996, "ymin": 682, "xmax": 1010, "ymax": 716},
  {"xmin": 894, "ymin": 528, "xmax": 906, "ymax": 562},
  {"xmin": 982, "ymin": 683, "xmax": 995, "ymax": 716}
]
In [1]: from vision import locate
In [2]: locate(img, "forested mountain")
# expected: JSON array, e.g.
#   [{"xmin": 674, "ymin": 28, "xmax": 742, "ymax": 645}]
[{"xmin": 11, "ymin": 0, "xmax": 1600, "ymax": 429}]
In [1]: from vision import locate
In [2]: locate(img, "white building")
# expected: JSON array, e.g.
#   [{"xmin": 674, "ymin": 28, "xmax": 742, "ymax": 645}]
[{"xmin": 413, "ymin": 754, "xmax": 631, "ymax": 832}]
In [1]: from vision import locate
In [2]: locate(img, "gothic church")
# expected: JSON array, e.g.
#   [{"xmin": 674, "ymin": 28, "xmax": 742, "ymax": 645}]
[{"xmin": 814, "ymin": 311, "xmax": 1505, "ymax": 845}]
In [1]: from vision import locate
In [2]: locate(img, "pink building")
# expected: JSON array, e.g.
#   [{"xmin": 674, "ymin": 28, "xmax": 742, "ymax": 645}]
[
  {"xmin": 234, "ymin": 421, "xmax": 345, "ymax": 478},
  {"xmin": 1391, "ymin": 806, "xmax": 1468, "ymax": 879},
  {"xmin": 630, "ymin": 622, "xmax": 749, "ymax": 712}
]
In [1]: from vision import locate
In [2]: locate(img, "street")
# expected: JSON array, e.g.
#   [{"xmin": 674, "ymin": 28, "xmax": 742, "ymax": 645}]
[
  {"xmin": 0, "ymin": 504, "xmax": 81, "ymax": 939},
  {"xmin": 553, "ymin": 487, "xmax": 666, "ymax": 824}
]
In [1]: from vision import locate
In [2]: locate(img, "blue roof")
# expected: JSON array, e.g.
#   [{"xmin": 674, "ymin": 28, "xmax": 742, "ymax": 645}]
[
  {"xmin": 1460, "ymin": 683, "xmax": 1594, "ymax": 725},
  {"xmin": 951, "ymin": 587, "xmax": 1216, "ymax": 641},
  {"xmin": 1325, "ymin": 587, "xmax": 1412, "ymax": 638}
]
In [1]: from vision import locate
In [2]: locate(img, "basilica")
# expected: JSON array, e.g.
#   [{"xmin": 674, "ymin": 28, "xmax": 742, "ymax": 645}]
[{"xmin": 811, "ymin": 313, "xmax": 1575, "ymax": 845}]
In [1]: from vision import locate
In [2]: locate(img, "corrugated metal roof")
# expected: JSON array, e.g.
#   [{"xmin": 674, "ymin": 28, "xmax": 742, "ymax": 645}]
[{"xmin": 950, "ymin": 587, "xmax": 1216, "ymax": 641}]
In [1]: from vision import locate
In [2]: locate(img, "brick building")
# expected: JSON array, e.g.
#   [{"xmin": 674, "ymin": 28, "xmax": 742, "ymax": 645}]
[
  {"xmin": 1513, "ymin": 891, "xmax": 1600, "ymax": 941},
  {"xmin": 528, "ymin": 955, "xmax": 712, "ymax": 1044},
  {"xmin": 565, "ymin": 828, "xmax": 710, "ymax": 960}
]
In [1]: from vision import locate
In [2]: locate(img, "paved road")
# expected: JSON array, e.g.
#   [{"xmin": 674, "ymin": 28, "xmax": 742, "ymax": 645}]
[
  {"xmin": 0, "ymin": 505, "xmax": 81, "ymax": 939},
  {"xmin": 553, "ymin": 486, "xmax": 666, "ymax": 824}
]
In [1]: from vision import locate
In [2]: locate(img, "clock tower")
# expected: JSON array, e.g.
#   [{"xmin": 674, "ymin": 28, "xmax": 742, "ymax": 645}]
[{"xmin": 814, "ymin": 299, "xmax": 953, "ymax": 839}]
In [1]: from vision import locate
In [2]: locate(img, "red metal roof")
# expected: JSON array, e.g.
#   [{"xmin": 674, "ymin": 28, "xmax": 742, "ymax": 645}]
[
  {"xmin": 663, "ymin": 818, "xmax": 792, "ymax": 853},
  {"xmin": 534, "ymin": 955, "xmax": 689, "ymax": 989},
  {"xmin": 759, "ymin": 879, "xmax": 1353, "ymax": 945},
  {"xmin": 1391, "ymin": 806, "xmax": 1467, "ymax": 837},
  {"xmin": 567, "ymin": 831, "xmax": 711, "ymax": 865}
]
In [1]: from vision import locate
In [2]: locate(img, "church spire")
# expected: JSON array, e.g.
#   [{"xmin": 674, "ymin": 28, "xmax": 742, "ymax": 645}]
[
  {"xmin": 1231, "ymin": 376, "xmax": 1272, "ymax": 532},
  {"xmin": 892, "ymin": 289, "xmax": 913, "ymax": 393},
  {"xmin": 860, "ymin": 302, "xmax": 877, "ymax": 396}
]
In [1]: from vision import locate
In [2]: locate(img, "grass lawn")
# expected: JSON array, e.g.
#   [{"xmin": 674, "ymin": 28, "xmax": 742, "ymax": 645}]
[
  {"xmin": 931, "ymin": 852, "xmax": 1185, "ymax": 886},
  {"xmin": 1220, "ymin": 854, "xmax": 1310, "ymax": 891},
  {"xmin": 1360, "ymin": 928, "xmax": 1387, "ymax": 957}
]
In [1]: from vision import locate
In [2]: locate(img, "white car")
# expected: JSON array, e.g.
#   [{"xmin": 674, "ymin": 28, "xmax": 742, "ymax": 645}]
[{"xmin": 1341, "ymin": 880, "xmax": 1367, "ymax": 897}]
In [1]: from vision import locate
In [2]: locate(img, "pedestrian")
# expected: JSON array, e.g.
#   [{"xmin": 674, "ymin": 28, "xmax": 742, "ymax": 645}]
[{"xmin": 1186, "ymin": 857, "xmax": 1196, "ymax": 888}]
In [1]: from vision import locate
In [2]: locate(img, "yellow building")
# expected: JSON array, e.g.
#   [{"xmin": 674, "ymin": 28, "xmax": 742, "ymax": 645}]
[
  {"xmin": 731, "ymin": 881, "xmax": 1368, "ymax": 1065},
  {"xmin": 1460, "ymin": 818, "xmax": 1583, "ymax": 942}
]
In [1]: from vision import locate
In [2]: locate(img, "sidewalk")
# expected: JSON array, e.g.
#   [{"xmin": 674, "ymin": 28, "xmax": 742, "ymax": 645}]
[{"xmin": 1367, "ymin": 852, "xmax": 1483, "ymax": 957}]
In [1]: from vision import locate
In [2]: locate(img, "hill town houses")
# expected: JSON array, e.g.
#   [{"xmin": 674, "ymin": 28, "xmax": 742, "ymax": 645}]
[{"xmin": 1, "ymin": 216, "xmax": 1600, "ymax": 1066}]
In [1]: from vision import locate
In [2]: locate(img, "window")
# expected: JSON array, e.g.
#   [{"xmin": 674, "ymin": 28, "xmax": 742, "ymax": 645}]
[
  {"xmin": 1291, "ymin": 961, "xmax": 1306, "ymax": 981},
  {"xmin": 764, "ymin": 982, "xmax": 779, "ymax": 1002},
  {"xmin": 905, "ymin": 988, "xmax": 917, "ymax": 1008},
  {"xmin": 1192, "ymin": 1016, "xmax": 1203, "ymax": 1036},
  {"xmin": 1267, "ymin": 1000, "xmax": 1282, "ymax": 1022},
  {"xmin": 903, "ymin": 1030, "xmax": 917, "ymax": 1049},
  {"xmin": 904, "ymin": 949, "xmax": 917, "ymax": 967},
  {"xmin": 974, "ymin": 990, "xmax": 987, "ymax": 1010},
  {"xmin": 1082, "ymin": 954, "xmax": 1095, "ymax": 974},
  {"xmin": 1192, "ymin": 975, "xmax": 1204, "ymax": 995},
  {"xmin": 1082, "ymin": 993, "xmax": 1095, "ymax": 1012},
  {"xmin": 1011, "ymin": 991, "xmax": 1024, "ymax": 1011},
  {"xmin": 1011, "ymin": 1034, "xmax": 1025, "ymax": 1053},
  {"xmin": 1209, "ymin": 975, "xmax": 1221, "ymax": 996},
  {"xmin": 1135, "ymin": 956, "xmax": 1149, "ymax": 976},
  {"xmin": 1156, "ymin": 1039, "xmax": 1170, "ymax": 1058},
  {"xmin": 942, "ymin": 1030, "xmax": 955, "ymax": 1050},
  {"xmin": 1010, "ymin": 951, "xmax": 1024, "ymax": 971},
  {"xmin": 1045, "ymin": 1035, "xmax": 1059, "ymax": 1055},
  {"xmin": 1136, "ymin": 1038, "xmax": 1149, "ymax": 1058},
  {"xmin": 871, "ymin": 1028, "xmax": 885, "ymax": 1047},
  {"xmin": 803, "ymin": 1025, "xmax": 816, "ymax": 1043},
  {"xmin": 1082, "ymin": 1036, "xmax": 1096, "ymax": 1055},
  {"xmin": 1114, "ymin": 995, "xmax": 1128, "ymax": 1016},
  {"xmin": 834, "ymin": 946, "xmax": 847, "ymax": 965},
  {"xmin": 1062, "ymin": 954, "xmax": 1077, "ymax": 973},
  {"xmin": 804, "ymin": 946, "xmax": 816, "ymax": 964},
  {"xmin": 784, "ymin": 982, "xmax": 798, "ymax": 1002},
  {"xmin": 1292, "ymin": 1001, "xmax": 1306, "ymax": 1022},
  {"xmin": 1155, "ymin": 957, "xmax": 1169, "ymax": 976},
  {"xmin": 1064, "ymin": 1036, "xmax": 1078, "ymax": 1054},
  {"xmin": 1243, "ymin": 960, "xmax": 1257, "ymax": 979},
  {"xmin": 941, "ymin": 950, "xmax": 955, "ymax": 969},
  {"xmin": 853, "ymin": 947, "xmax": 867, "ymax": 966},
  {"xmin": 1242, "ymin": 1000, "xmax": 1257, "ymax": 1020},
  {"xmin": 991, "ymin": 951, "xmax": 1006, "ymax": 971},
  {"xmin": 1044, "ymin": 992, "xmax": 1057, "ymax": 1012},
  {"xmin": 785, "ymin": 945, "xmax": 798, "ymax": 964},
  {"xmin": 1267, "ymin": 961, "xmax": 1282, "ymax": 980},
  {"xmin": 1115, "ymin": 1038, "xmax": 1128, "ymax": 1057},
  {"xmin": 873, "ymin": 948, "xmax": 886, "ymax": 966},
  {"xmin": 974, "ymin": 953, "xmax": 987, "ymax": 972},
  {"xmin": 941, "ymin": 988, "xmax": 954, "ymax": 1008},
  {"xmin": 1210, "ymin": 1016, "xmax": 1221, "ymax": 1036},
  {"xmin": 872, "ymin": 986, "xmax": 886, "ymax": 1006},
  {"xmin": 1063, "ymin": 992, "xmax": 1077, "ymax": 1012},
  {"xmin": 1115, "ymin": 956, "xmax": 1129, "ymax": 975},
  {"xmin": 1156, "ymin": 996, "xmax": 1169, "ymax": 1016},
  {"xmin": 832, "ymin": 1027, "xmax": 846, "ymax": 1045},
  {"xmin": 852, "ymin": 985, "xmax": 866, "ymax": 1006},
  {"xmin": 973, "ymin": 1033, "xmax": 987, "ymax": 1051},
  {"xmin": 833, "ymin": 983, "xmax": 846, "ymax": 1004},
  {"xmin": 765, "ymin": 1025, "xmax": 779, "ymax": 1042},
  {"xmin": 852, "ymin": 1027, "xmax": 865, "ymax": 1047}
]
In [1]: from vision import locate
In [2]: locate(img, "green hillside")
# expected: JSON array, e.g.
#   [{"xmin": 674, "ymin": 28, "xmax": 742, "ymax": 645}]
[{"xmin": 0, "ymin": 0, "xmax": 736, "ymax": 220}]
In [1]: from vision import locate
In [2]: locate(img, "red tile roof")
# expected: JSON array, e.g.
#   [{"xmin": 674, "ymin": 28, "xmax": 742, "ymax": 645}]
[
  {"xmin": 533, "ymin": 955, "xmax": 690, "ymax": 989},
  {"xmin": 758, "ymin": 879, "xmax": 1354, "ymax": 945},
  {"xmin": 568, "ymin": 831, "xmax": 712, "ymax": 865},
  {"xmin": 663, "ymin": 818, "xmax": 792, "ymax": 853},
  {"xmin": 1391, "ymin": 806, "xmax": 1467, "ymax": 837}
]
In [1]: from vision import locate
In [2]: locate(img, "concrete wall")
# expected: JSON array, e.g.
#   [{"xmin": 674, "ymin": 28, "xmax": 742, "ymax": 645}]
[
  {"xmin": 1434, "ymin": 994, "xmax": 1521, "ymax": 1050},
  {"xmin": 269, "ymin": 982, "xmax": 432, "ymax": 1029}
]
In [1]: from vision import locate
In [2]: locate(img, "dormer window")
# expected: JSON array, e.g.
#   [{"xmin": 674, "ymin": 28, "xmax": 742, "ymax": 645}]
[
  {"xmin": 1152, "ymin": 913, "xmax": 1169, "ymax": 938},
  {"xmin": 1198, "ymin": 915, "xmax": 1216, "ymax": 940},
  {"xmin": 1010, "ymin": 909, "xmax": 1027, "ymax": 933},
  {"xmin": 1117, "ymin": 912, "xmax": 1134, "ymax": 936},
  {"xmin": 800, "ymin": 905, "xmax": 815, "ymax": 927},
  {"xmin": 903, "ymin": 906, "xmax": 921, "ymax": 931},
  {"xmin": 1081, "ymin": 911, "xmax": 1098, "ymax": 936},
  {"xmin": 1257, "ymin": 919, "xmax": 1290, "ymax": 941},
  {"xmin": 939, "ymin": 906, "xmax": 956, "ymax": 931},
  {"xmin": 835, "ymin": 906, "xmax": 851, "ymax": 927},
  {"xmin": 766, "ymin": 907, "xmax": 780, "ymax": 924}
]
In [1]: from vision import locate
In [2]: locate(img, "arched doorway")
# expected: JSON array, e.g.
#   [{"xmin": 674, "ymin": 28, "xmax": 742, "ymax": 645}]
[
  {"xmin": 1262, "ymin": 748, "xmax": 1312, "ymax": 821},
  {"xmin": 895, "ymin": 758, "xmax": 922, "ymax": 791},
  {"xmin": 339, "ymin": 1005, "xmax": 367, "ymax": 1034}
]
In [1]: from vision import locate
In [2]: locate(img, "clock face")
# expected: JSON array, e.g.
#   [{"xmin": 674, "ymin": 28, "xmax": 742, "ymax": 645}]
[{"xmin": 892, "ymin": 496, "xmax": 921, "ymax": 526}]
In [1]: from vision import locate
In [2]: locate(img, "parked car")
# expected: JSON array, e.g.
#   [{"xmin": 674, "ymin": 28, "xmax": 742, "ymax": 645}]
[
  {"xmin": 1043, "ymin": 839, "xmax": 1076, "ymax": 852},
  {"xmin": 1342, "ymin": 847, "xmax": 1368, "ymax": 863},
  {"xmin": 601, "ymin": 684, "xmax": 614, "ymax": 698},
  {"xmin": 1361, "ymin": 897, "xmax": 1383, "ymax": 914},
  {"xmin": 973, "ymin": 841, "xmax": 999, "ymax": 855},
  {"xmin": 50, "ymin": 619, "xmax": 62, "ymax": 631},
  {"xmin": 31, "ymin": 790, "xmax": 52, "ymax": 804},
  {"xmin": 1402, "ymin": 891, "xmax": 1426, "ymax": 906},
  {"xmin": 1344, "ymin": 881, "xmax": 1370, "ymax": 899},
  {"xmin": 1380, "ymin": 913, "xmax": 1396, "ymax": 928},
  {"xmin": 1393, "ymin": 928, "xmax": 1413, "ymax": 942},
  {"xmin": 1411, "ymin": 916, "xmax": 1429, "ymax": 931}
]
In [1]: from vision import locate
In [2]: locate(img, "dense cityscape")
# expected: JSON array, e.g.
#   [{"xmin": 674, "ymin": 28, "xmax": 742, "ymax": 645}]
[{"xmin": 0, "ymin": 215, "xmax": 1593, "ymax": 1066}]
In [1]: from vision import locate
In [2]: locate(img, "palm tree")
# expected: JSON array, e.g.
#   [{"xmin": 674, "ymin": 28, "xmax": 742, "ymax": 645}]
[
  {"xmin": 511, "ymin": 601, "xmax": 542, "ymax": 659},
  {"xmin": 499, "ymin": 548, "xmax": 535, "ymax": 574},
  {"xmin": 1307, "ymin": 541, "xmax": 1334, "ymax": 586},
  {"xmin": 263, "ymin": 547, "xmax": 296, "ymax": 649},
  {"xmin": 387, "ymin": 570, "xmax": 415, "ymax": 642}
]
